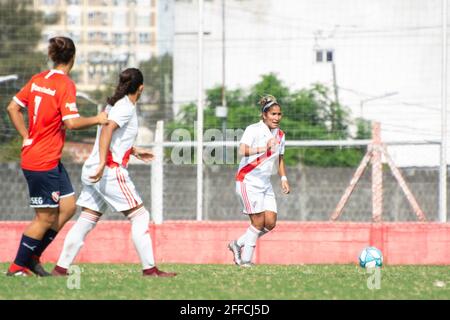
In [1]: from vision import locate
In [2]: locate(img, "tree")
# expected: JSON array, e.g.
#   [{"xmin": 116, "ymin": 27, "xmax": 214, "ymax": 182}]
[
  {"xmin": 0, "ymin": 0, "xmax": 47, "ymax": 161},
  {"xmin": 0, "ymin": 1, "xmax": 45, "ymax": 78},
  {"xmin": 168, "ymin": 73, "xmax": 366, "ymax": 167},
  {"xmin": 139, "ymin": 53, "xmax": 173, "ymax": 121}
]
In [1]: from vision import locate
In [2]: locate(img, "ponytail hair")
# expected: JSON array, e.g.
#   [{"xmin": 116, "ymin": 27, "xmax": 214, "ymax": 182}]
[
  {"xmin": 259, "ymin": 94, "xmax": 279, "ymax": 113},
  {"xmin": 107, "ymin": 68, "xmax": 144, "ymax": 106},
  {"xmin": 48, "ymin": 37, "xmax": 76, "ymax": 66}
]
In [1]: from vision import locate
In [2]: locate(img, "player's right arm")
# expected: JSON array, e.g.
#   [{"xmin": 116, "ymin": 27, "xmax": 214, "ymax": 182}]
[
  {"xmin": 64, "ymin": 112, "xmax": 108, "ymax": 130},
  {"xmin": 60, "ymin": 80, "xmax": 108, "ymax": 130},
  {"xmin": 238, "ymin": 126, "xmax": 267, "ymax": 156},
  {"xmin": 89, "ymin": 120, "xmax": 118, "ymax": 183},
  {"xmin": 6, "ymin": 100, "xmax": 29, "ymax": 142},
  {"xmin": 239, "ymin": 143, "xmax": 267, "ymax": 156}
]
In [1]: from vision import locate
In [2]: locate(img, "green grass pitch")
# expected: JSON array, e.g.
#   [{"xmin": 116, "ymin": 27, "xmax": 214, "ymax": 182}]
[{"xmin": 0, "ymin": 263, "xmax": 449, "ymax": 299}]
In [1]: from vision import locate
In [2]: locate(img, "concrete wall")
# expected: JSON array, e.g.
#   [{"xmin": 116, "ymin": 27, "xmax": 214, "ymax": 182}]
[
  {"xmin": 1, "ymin": 221, "xmax": 449, "ymax": 265},
  {"xmin": 0, "ymin": 162, "xmax": 446, "ymax": 222}
]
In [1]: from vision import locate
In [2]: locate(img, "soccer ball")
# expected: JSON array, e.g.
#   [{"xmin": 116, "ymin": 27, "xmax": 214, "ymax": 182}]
[{"xmin": 358, "ymin": 246, "xmax": 383, "ymax": 268}]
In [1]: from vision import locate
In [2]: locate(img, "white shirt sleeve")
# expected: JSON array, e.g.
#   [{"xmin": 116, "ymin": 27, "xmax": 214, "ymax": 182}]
[
  {"xmin": 279, "ymin": 134, "xmax": 285, "ymax": 155},
  {"xmin": 239, "ymin": 126, "xmax": 254, "ymax": 147},
  {"xmin": 107, "ymin": 103, "xmax": 133, "ymax": 127}
]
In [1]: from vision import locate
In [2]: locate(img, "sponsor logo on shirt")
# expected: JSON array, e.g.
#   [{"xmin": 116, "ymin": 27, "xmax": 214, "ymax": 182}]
[
  {"xmin": 31, "ymin": 83, "xmax": 56, "ymax": 96},
  {"xmin": 65, "ymin": 102, "xmax": 78, "ymax": 112},
  {"xmin": 30, "ymin": 197, "xmax": 43, "ymax": 205}
]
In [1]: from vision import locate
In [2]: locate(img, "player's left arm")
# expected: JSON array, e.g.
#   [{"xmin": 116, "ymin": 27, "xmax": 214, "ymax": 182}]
[
  {"xmin": 6, "ymin": 100, "xmax": 29, "ymax": 142},
  {"xmin": 89, "ymin": 120, "xmax": 118, "ymax": 183},
  {"xmin": 132, "ymin": 146, "xmax": 154, "ymax": 163},
  {"xmin": 278, "ymin": 155, "xmax": 290, "ymax": 194}
]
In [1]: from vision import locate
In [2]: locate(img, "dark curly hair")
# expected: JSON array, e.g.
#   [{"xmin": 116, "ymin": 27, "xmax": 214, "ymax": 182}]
[
  {"xmin": 48, "ymin": 37, "xmax": 76, "ymax": 66},
  {"xmin": 107, "ymin": 68, "xmax": 144, "ymax": 106}
]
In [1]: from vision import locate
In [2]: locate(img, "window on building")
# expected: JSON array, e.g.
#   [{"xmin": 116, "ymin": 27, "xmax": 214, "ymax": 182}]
[
  {"xmin": 315, "ymin": 49, "xmax": 334, "ymax": 63},
  {"xmin": 113, "ymin": 0, "xmax": 127, "ymax": 5},
  {"xmin": 137, "ymin": 13, "xmax": 151, "ymax": 27},
  {"xmin": 88, "ymin": 32, "xmax": 108, "ymax": 44},
  {"xmin": 88, "ymin": 11, "xmax": 108, "ymax": 25},
  {"xmin": 138, "ymin": 33, "xmax": 151, "ymax": 44},
  {"xmin": 43, "ymin": 0, "xmax": 59, "ymax": 5},
  {"xmin": 137, "ymin": 0, "xmax": 151, "ymax": 6},
  {"xmin": 326, "ymin": 50, "xmax": 334, "ymax": 62},
  {"xmin": 68, "ymin": 31, "xmax": 81, "ymax": 43},
  {"xmin": 316, "ymin": 50, "xmax": 323, "ymax": 63},
  {"xmin": 112, "ymin": 12, "xmax": 127, "ymax": 27},
  {"xmin": 113, "ymin": 33, "xmax": 129, "ymax": 45},
  {"xmin": 67, "ymin": 12, "xmax": 81, "ymax": 25},
  {"xmin": 88, "ymin": 0, "xmax": 108, "ymax": 5}
]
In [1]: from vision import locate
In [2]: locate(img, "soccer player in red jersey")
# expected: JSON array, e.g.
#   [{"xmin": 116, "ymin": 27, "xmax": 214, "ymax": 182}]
[{"xmin": 5, "ymin": 37, "xmax": 108, "ymax": 276}]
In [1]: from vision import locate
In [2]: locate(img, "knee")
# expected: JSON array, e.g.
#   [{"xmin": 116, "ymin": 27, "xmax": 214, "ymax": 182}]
[
  {"xmin": 265, "ymin": 222, "xmax": 276, "ymax": 231},
  {"xmin": 253, "ymin": 223, "xmax": 265, "ymax": 231},
  {"xmin": 60, "ymin": 203, "xmax": 76, "ymax": 216},
  {"xmin": 35, "ymin": 213, "xmax": 58, "ymax": 228}
]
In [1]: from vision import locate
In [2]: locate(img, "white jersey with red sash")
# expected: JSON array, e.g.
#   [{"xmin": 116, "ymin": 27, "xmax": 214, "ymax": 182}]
[
  {"xmin": 77, "ymin": 95, "xmax": 142, "ymax": 212},
  {"xmin": 236, "ymin": 120, "xmax": 285, "ymax": 188}
]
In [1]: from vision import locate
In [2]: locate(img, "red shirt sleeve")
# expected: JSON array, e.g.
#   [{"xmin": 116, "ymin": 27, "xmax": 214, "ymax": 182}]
[
  {"xmin": 13, "ymin": 79, "xmax": 33, "ymax": 108},
  {"xmin": 59, "ymin": 80, "xmax": 80, "ymax": 121}
]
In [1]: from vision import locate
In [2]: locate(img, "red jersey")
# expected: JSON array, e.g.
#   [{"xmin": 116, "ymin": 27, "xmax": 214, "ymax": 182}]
[{"xmin": 13, "ymin": 69, "xmax": 80, "ymax": 171}]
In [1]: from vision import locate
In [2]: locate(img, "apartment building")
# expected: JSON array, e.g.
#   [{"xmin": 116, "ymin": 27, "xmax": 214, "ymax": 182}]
[{"xmin": 34, "ymin": 0, "xmax": 158, "ymax": 90}]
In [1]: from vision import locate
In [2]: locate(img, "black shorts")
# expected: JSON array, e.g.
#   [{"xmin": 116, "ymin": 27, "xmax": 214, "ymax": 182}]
[{"xmin": 22, "ymin": 162, "xmax": 74, "ymax": 208}]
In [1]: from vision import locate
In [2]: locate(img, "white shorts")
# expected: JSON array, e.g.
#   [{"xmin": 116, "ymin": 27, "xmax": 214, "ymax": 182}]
[
  {"xmin": 235, "ymin": 181, "xmax": 277, "ymax": 215},
  {"xmin": 77, "ymin": 166, "xmax": 143, "ymax": 213}
]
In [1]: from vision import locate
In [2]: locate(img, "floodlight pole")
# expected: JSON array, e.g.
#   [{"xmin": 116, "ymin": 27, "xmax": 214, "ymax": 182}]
[
  {"xmin": 222, "ymin": 0, "xmax": 227, "ymax": 163},
  {"xmin": 439, "ymin": 0, "xmax": 448, "ymax": 223},
  {"xmin": 197, "ymin": 0, "xmax": 204, "ymax": 221}
]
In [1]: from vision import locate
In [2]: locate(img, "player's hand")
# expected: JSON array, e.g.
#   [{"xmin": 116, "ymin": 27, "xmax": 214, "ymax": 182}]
[
  {"xmin": 133, "ymin": 147, "xmax": 155, "ymax": 163},
  {"xmin": 281, "ymin": 180, "xmax": 290, "ymax": 194},
  {"xmin": 89, "ymin": 164, "xmax": 105, "ymax": 183},
  {"xmin": 96, "ymin": 111, "xmax": 108, "ymax": 125},
  {"xmin": 22, "ymin": 136, "xmax": 32, "ymax": 148},
  {"xmin": 267, "ymin": 138, "xmax": 277, "ymax": 151}
]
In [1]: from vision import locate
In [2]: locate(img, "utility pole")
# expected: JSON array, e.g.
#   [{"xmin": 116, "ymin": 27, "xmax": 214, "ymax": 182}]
[
  {"xmin": 332, "ymin": 61, "xmax": 339, "ymax": 106},
  {"xmin": 221, "ymin": 0, "xmax": 227, "ymax": 162},
  {"xmin": 439, "ymin": 0, "xmax": 448, "ymax": 222},
  {"xmin": 197, "ymin": 0, "xmax": 204, "ymax": 221}
]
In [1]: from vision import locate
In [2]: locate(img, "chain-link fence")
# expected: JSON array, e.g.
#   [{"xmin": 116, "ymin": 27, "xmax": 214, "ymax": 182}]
[{"xmin": 0, "ymin": 0, "xmax": 448, "ymax": 222}]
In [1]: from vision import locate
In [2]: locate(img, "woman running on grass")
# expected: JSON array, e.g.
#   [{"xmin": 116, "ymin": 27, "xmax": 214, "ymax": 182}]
[{"xmin": 228, "ymin": 95, "xmax": 290, "ymax": 267}]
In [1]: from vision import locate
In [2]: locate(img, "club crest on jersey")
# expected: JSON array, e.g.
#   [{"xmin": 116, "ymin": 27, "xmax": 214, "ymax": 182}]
[
  {"xmin": 52, "ymin": 191, "xmax": 60, "ymax": 203},
  {"xmin": 65, "ymin": 102, "xmax": 78, "ymax": 112}
]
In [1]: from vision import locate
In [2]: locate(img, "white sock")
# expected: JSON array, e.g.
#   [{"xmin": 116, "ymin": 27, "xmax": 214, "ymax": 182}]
[
  {"xmin": 237, "ymin": 227, "xmax": 270, "ymax": 247},
  {"xmin": 236, "ymin": 232, "xmax": 247, "ymax": 247},
  {"xmin": 241, "ymin": 225, "xmax": 262, "ymax": 264},
  {"xmin": 128, "ymin": 207, "xmax": 155, "ymax": 270},
  {"xmin": 56, "ymin": 211, "xmax": 100, "ymax": 269}
]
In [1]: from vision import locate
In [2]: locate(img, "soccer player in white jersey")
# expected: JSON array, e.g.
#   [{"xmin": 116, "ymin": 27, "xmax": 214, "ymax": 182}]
[
  {"xmin": 228, "ymin": 95, "xmax": 290, "ymax": 267},
  {"xmin": 52, "ymin": 68, "xmax": 176, "ymax": 277}
]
